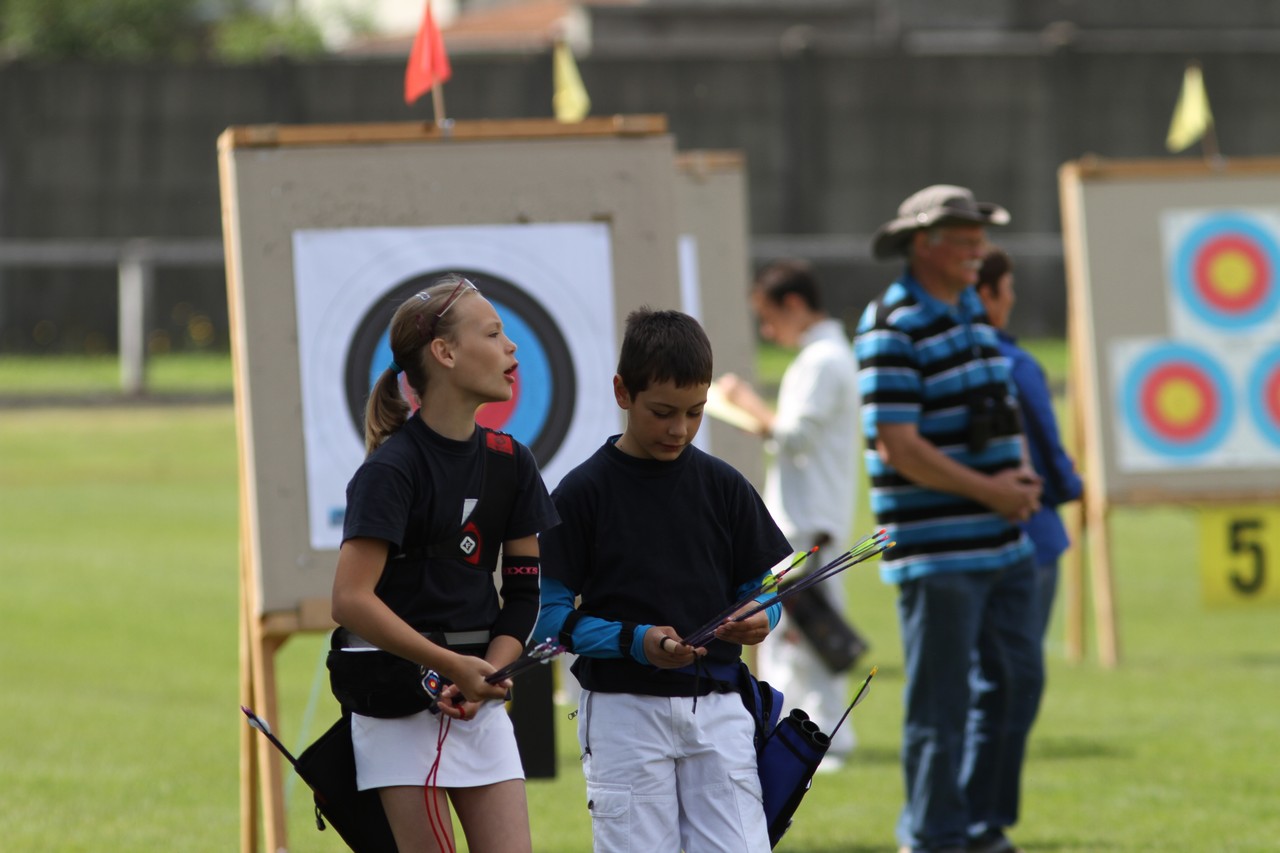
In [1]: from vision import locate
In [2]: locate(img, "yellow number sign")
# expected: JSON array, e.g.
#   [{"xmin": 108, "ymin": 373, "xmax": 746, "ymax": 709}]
[{"xmin": 1198, "ymin": 505, "xmax": 1280, "ymax": 607}]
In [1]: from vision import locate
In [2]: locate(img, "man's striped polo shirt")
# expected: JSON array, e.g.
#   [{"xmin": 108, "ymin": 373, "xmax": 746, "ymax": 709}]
[{"xmin": 854, "ymin": 272, "xmax": 1032, "ymax": 584}]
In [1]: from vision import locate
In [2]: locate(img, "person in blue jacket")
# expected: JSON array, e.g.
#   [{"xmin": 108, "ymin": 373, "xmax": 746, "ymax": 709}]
[{"xmin": 974, "ymin": 247, "xmax": 1084, "ymax": 642}]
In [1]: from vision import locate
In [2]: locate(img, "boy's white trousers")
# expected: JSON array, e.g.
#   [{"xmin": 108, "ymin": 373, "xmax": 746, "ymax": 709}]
[{"xmin": 576, "ymin": 689, "xmax": 771, "ymax": 853}]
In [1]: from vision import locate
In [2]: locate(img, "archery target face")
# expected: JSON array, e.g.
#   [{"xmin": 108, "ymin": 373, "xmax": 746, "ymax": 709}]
[
  {"xmin": 1112, "ymin": 340, "xmax": 1233, "ymax": 468},
  {"xmin": 292, "ymin": 224, "xmax": 618, "ymax": 550},
  {"xmin": 1247, "ymin": 345, "xmax": 1280, "ymax": 449},
  {"xmin": 1163, "ymin": 209, "xmax": 1280, "ymax": 337},
  {"xmin": 341, "ymin": 269, "xmax": 575, "ymax": 462}
]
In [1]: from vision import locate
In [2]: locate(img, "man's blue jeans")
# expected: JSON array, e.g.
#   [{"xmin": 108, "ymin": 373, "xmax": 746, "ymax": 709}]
[{"xmin": 894, "ymin": 556, "xmax": 1042, "ymax": 850}]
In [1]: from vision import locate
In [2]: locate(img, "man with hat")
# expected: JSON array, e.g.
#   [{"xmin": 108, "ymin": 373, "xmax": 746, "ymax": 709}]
[{"xmin": 854, "ymin": 185, "xmax": 1044, "ymax": 853}]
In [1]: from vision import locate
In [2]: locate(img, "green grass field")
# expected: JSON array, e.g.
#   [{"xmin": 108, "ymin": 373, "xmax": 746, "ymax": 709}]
[
  {"xmin": 0, "ymin": 353, "xmax": 234, "ymax": 396},
  {"xmin": 2, "ymin": 352, "xmax": 1278, "ymax": 851}
]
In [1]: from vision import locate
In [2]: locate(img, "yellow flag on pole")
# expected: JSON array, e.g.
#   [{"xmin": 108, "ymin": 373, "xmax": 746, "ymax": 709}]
[
  {"xmin": 553, "ymin": 40, "xmax": 590, "ymax": 124},
  {"xmin": 1166, "ymin": 63, "xmax": 1213, "ymax": 153}
]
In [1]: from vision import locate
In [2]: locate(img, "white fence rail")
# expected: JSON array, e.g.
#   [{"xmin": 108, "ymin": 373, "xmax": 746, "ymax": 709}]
[
  {"xmin": 0, "ymin": 233, "xmax": 1063, "ymax": 396},
  {"xmin": 0, "ymin": 239, "xmax": 225, "ymax": 395}
]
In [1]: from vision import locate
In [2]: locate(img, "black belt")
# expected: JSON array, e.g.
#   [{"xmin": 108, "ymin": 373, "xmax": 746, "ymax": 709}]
[{"xmin": 336, "ymin": 628, "xmax": 490, "ymax": 651}]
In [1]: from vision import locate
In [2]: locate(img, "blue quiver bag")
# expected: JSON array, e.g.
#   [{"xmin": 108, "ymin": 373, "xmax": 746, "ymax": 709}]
[
  {"xmin": 759, "ymin": 708, "xmax": 831, "ymax": 847},
  {"xmin": 736, "ymin": 662, "xmax": 831, "ymax": 848}
]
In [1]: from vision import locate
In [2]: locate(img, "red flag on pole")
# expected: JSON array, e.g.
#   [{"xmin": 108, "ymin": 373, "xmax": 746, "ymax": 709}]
[{"xmin": 404, "ymin": 2, "xmax": 452, "ymax": 106}]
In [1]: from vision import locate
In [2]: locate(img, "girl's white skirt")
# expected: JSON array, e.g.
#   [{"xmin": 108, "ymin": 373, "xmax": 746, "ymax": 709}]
[{"xmin": 352, "ymin": 700, "xmax": 524, "ymax": 790}]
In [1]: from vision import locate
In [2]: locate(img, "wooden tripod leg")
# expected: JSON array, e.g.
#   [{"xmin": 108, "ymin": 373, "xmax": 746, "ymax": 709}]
[
  {"xmin": 253, "ymin": 631, "xmax": 289, "ymax": 852},
  {"xmin": 1062, "ymin": 501, "xmax": 1086, "ymax": 664},
  {"xmin": 1088, "ymin": 498, "xmax": 1120, "ymax": 668},
  {"xmin": 240, "ymin": 588, "xmax": 259, "ymax": 853}
]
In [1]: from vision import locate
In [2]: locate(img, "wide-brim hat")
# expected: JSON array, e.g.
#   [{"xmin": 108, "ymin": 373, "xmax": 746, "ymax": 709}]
[{"xmin": 871, "ymin": 184, "xmax": 1011, "ymax": 260}]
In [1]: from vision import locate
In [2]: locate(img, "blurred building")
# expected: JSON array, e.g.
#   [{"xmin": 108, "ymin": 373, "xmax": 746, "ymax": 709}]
[{"xmin": 3, "ymin": 0, "xmax": 1279, "ymax": 353}]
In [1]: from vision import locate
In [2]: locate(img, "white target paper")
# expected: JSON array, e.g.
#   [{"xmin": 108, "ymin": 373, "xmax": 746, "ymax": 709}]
[{"xmin": 292, "ymin": 223, "xmax": 618, "ymax": 550}]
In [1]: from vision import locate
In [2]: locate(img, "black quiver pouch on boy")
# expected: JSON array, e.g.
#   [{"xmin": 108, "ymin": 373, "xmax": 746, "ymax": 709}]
[
  {"xmin": 736, "ymin": 661, "xmax": 784, "ymax": 750},
  {"xmin": 293, "ymin": 713, "xmax": 398, "ymax": 853}
]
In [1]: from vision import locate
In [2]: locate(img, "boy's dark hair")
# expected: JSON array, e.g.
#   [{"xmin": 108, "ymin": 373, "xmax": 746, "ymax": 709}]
[
  {"xmin": 754, "ymin": 259, "xmax": 823, "ymax": 312},
  {"xmin": 616, "ymin": 307, "xmax": 713, "ymax": 396},
  {"xmin": 976, "ymin": 246, "xmax": 1012, "ymax": 294}
]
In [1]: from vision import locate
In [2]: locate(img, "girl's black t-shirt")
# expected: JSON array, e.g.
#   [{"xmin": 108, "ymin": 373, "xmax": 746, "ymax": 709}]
[{"xmin": 342, "ymin": 416, "xmax": 558, "ymax": 633}]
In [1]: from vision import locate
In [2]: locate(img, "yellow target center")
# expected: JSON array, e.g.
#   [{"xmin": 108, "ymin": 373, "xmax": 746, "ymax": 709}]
[
  {"xmin": 1156, "ymin": 378, "xmax": 1203, "ymax": 426},
  {"xmin": 1207, "ymin": 250, "xmax": 1256, "ymax": 297}
]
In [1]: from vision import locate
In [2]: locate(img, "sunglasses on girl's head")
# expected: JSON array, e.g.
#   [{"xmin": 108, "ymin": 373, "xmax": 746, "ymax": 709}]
[{"xmin": 424, "ymin": 278, "xmax": 479, "ymax": 341}]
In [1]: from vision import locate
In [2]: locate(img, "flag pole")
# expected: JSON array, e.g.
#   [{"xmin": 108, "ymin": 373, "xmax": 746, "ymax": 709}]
[
  {"xmin": 405, "ymin": 0, "xmax": 451, "ymax": 122},
  {"xmin": 431, "ymin": 81, "xmax": 446, "ymax": 126},
  {"xmin": 1202, "ymin": 123, "xmax": 1222, "ymax": 166}
]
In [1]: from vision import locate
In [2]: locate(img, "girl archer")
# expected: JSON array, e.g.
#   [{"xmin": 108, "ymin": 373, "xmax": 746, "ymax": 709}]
[{"xmin": 331, "ymin": 274, "xmax": 559, "ymax": 852}]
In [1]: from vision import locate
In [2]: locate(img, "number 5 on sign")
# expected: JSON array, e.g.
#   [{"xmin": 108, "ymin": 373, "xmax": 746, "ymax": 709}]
[{"xmin": 1198, "ymin": 506, "xmax": 1280, "ymax": 607}]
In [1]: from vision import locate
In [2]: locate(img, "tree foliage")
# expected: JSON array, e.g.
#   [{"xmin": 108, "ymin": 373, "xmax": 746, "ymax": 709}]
[
  {"xmin": 0, "ymin": 0, "xmax": 326, "ymax": 62},
  {"xmin": 210, "ymin": 10, "xmax": 325, "ymax": 63},
  {"xmin": 2, "ymin": 0, "xmax": 203, "ymax": 60}
]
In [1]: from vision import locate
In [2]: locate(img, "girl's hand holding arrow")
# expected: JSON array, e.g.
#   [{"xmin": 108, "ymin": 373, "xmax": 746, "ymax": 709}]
[
  {"xmin": 436, "ymin": 685, "xmax": 483, "ymax": 721},
  {"xmin": 439, "ymin": 654, "xmax": 510, "ymax": 718}
]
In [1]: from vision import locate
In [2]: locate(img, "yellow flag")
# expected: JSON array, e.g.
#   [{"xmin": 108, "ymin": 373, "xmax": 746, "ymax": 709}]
[
  {"xmin": 1166, "ymin": 63, "xmax": 1213, "ymax": 152},
  {"xmin": 553, "ymin": 40, "xmax": 590, "ymax": 124}
]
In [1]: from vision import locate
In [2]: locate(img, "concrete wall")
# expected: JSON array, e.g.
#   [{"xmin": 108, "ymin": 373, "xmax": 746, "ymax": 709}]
[{"xmin": 2, "ymin": 39, "xmax": 1277, "ymax": 351}]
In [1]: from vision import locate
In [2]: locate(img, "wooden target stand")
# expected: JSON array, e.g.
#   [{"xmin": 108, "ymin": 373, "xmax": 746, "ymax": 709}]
[
  {"xmin": 1057, "ymin": 155, "xmax": 1280, "ymax": 667},
  {"xmin": 222, "ymin": 115, "xmax": 762, "ymax": 852},
  {"xmin": 221, "ymin": 115, "xmax": 684, "ymax": 852},
  {"xmin": 1057, "ymin": 161, "xmax": 1116, "ymax": 667},
  {"xmin": 237, "ymin": 578, "xmax": 335, "ymax": 852}
]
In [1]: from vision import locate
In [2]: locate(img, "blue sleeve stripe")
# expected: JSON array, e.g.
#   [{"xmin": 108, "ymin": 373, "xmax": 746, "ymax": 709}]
[
  {"xmin": 532, "ymin": 577, "xmax": 625, "ymax": 659},
  {"xmin": 889, "ymin": 514, "xmax": 1013, "ymax": 544},
  {"xmin": 878, "ymin": 539, "xmax": 1032, "ymax": 582},
  {"xmin": 740, "ymin": 571, "xmax": 783, "ymax": 631},
  {"xmin": 862, "ymin": 405, "xmax": 920, "ymax": 430},
  {"xmin": 862, "ymin": 371, "xmax": 921, "ymax": 393}
]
